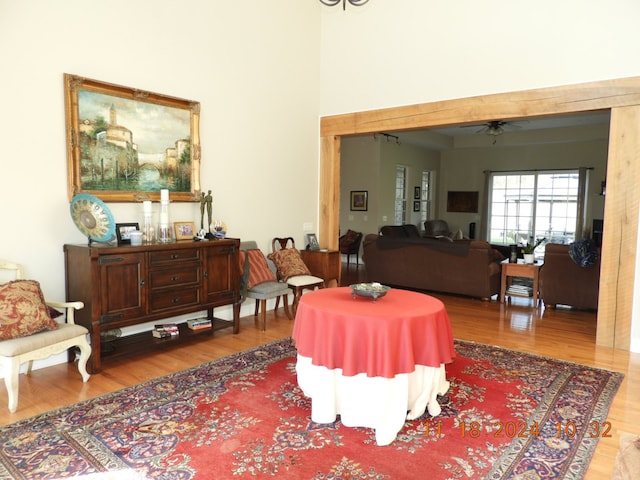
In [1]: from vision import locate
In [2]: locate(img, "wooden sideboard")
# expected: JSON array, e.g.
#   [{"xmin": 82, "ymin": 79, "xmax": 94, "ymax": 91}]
[
  {"xmin": 64, "ymin": 239, "xmax": 240, "ymax": 373},
  {"xmin": 300, "ymin": 249, "xmax": 341, "ymax": 287}
]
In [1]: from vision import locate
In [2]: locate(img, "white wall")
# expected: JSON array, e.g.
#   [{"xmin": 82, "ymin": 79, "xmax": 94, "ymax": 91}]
[
  {"xmin": 340, "ymin": 136, "xmax": 441, "ymax": 242},
  {"xmin": 0, "ymin": 0, "xmax": 322, "ymax": 370},
  {"xmin": 339, "ymin": 136, "xmax": 381, "ymax": 237},
  {"xmin": 319, "ymin": 0, "xmax": 640, "ymax": 351},
  {"xmin": 319, "ymin": 1, "xmax": 640, "ymax": 115},
  {"xmin": 0, "ymin": 0, "xmax": 321, "ymax": 303}
]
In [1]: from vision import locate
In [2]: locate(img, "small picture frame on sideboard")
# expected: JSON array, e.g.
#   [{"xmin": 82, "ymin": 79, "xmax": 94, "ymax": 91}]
[
  {"xmin": 174, "ymin": 221, "xmax": 196, "ymax": 241},
  {"xmin": 116, "ymin": 223, "xmax": 139, "ymax": 245}
]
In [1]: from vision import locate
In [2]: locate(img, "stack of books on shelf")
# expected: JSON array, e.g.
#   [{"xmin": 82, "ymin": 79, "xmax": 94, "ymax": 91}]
[
  {"xmin": 507, "ymin": 284, "xmax": 533, "ymax": 297},
  {"xmin": 153, "ymin": 323, "xmax": 179, "ymax": 338},
  {"xmin": 187, "ymin": 318, "xmax": 212, "ymax": 330}
]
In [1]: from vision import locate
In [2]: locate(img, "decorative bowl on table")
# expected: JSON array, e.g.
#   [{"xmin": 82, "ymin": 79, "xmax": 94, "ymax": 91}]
[{"xmin": 350, "ymin": 282, "xmax": 391, "ymax": 302}]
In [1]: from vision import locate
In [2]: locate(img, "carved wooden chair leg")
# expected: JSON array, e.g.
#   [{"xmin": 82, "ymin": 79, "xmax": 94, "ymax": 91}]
[
  {"xmin": 282, "ymin": 294, "xmax": 293, "ymax": 320},
  {"xmin": 77, "ymin": 338, "xmax": 92, "ymax": 383},
  {"xmin": 260, "ymin": 299, "xmax": 268, "ymax": 331}
]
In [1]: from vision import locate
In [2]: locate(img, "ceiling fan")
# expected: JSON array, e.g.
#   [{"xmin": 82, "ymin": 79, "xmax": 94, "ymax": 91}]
[{"xmin": 460, "ymin": 120, "xmax": 525, "ymax": 144}]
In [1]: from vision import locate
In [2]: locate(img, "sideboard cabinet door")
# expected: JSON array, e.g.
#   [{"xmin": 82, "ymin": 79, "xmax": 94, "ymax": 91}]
[
  {"xmin": 98, "ymin": 252, "xmax": 147, "ymax": 325},
  {"xmin": 203, "ymin": 244, "xmax": 239, "ymax": 306}
]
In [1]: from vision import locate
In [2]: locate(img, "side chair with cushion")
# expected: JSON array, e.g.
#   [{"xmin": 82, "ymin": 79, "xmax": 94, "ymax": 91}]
[
  {"xmin": 0, "ymin": 260, "xmax": 91, "ymax": 412},
  {"xmin": 238, "ymin": 242, "xmax": 292, "ymax": 331},
  {"xmin": 269, "ymin": 237, "xmax": 324, "ymax": 316},
  {"xmin": 339, "ymin": 229, "xmax": 363, "ymax": 267}
]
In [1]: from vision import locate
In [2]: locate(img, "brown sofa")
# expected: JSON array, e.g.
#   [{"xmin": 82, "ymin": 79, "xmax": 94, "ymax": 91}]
[
  {"xmin": 362, "ymin": 226, "xmax": 503, "ymax": 299},
  {"xmin": 539, "ymin": 243, "xmax": 600, "ymax": 310}
]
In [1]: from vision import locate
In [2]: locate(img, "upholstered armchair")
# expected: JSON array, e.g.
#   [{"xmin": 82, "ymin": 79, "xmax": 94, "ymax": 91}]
[
  {"xmin": 0, "ymin": 260, "xmax": 91, "ymax": 412},
  {"xmin": 339, "ymin": 229, "xmax": 363, "ymax": 267},
  {"xmin": 539, "ymin": 243, "xmax": 600, "ymax": 310}
]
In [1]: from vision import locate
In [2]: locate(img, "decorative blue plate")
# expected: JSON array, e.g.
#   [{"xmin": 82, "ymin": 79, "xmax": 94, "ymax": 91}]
[{"xmin": 70, "ymin": 193, "xmax": 116, "ymax": 242}]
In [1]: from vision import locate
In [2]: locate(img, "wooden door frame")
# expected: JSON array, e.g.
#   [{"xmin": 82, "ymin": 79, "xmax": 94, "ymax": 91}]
[{"xmin": 319, "ymin": 76, "xmax": 640, "ymax": 350}]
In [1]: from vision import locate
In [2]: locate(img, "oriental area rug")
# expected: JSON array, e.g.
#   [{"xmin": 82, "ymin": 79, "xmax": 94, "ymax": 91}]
[{"xmin": 0, "ymin": 338, "xmax": 623, "ymax": 480}]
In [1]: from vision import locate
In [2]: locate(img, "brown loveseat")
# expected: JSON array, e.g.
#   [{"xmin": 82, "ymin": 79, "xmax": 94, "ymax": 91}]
[
  {"xmin": 362, "ymin": 226, "xmax": 503, "ymax": 299},
  {"xmin": 539, "ymin": 243, "xmax": 600, "ymax": 310}
]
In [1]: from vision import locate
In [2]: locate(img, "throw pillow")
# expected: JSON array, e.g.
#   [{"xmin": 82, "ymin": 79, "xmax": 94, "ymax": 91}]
[
  {"xmin": 268, "ymin": 248, "xmax": 311, "ymax": 282},
  {"xmin": 0, "ymin": 280, "xmax": 59, "ymax": 340},
  {"xmin": 340, "ymin": 229, "xmax": 359, "ymax": 247},
  {"xmin": 239, "ymin": 249, "xmax": 277, "ymax": 288},
  {"xmin": 569, "ymin": 238, "xmax": 599, "ymax": 267}
]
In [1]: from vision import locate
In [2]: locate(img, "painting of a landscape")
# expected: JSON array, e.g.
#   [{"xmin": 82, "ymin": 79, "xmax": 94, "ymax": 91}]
[{"xmin": 65, "ymin": 74, "xmax": 200, "ymax": 202}]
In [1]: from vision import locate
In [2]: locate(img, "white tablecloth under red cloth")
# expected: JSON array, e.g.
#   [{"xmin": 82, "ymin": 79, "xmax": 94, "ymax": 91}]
[{"xmin": 292, "ymin": 287, "xmax": 455, "ymax": 445}]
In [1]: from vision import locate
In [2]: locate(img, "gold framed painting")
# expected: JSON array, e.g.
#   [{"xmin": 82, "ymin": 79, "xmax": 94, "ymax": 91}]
[{"xmin": 64, "ymin": 73, "xmax": 201, "ymax": 202}]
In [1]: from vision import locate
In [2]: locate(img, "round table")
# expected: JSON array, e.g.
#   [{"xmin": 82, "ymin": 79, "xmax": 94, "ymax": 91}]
[{"xmin": 292, "ymin": 287, "xmax": 455, "ymax": 445}]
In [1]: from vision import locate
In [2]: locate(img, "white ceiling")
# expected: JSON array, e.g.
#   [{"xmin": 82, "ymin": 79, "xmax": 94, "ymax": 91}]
[{"xmin": 378, "ymin": 110, "xmax": 611, "ymax": 150}]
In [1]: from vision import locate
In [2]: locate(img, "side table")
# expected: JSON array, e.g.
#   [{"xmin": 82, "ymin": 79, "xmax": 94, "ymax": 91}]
[
  {"xmin": 500, "ymin": 260, "xmax": 543, "ymax": 306},
  {"xmin": 300, "ymin": 249, "xmax": 341, "ymax": 287}
]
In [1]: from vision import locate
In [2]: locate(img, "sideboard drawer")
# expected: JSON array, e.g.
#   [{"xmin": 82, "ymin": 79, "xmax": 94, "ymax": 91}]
[
  {"xmin": 149, "ymin": 249, "xmax": 201, "ymax": 266},
  {"xmin": 149, "ymin": 266, "xmax": 201, "ymax": 289},
  {"xmin": 149, "ymin": 287, "xmax": 201, "ymax": 312}
]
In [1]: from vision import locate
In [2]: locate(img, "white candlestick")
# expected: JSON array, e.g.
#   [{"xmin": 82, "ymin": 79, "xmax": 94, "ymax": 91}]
[
  {"xmin": 160, "ymin": 189, "xmax": 169, "ymax": 202},
  {"xmin": 143, "ymin": 200, "xmax": 152, "ymax": 214}
]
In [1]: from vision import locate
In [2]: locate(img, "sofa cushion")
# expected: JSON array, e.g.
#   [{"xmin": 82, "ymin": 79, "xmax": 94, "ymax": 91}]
[
  {"xmin": 424, "ymin": 219, "xmax": 451, "ymax": 237},
  {"xmin": 239, "ymin": 249, "xmax": 277, "ymax": 289},
  {"xmin": 268, "ymin": 248, "xmax": 311, "ymax": 281},
  {"xmin": 380, "ymin": 225, "xmax": 406, "ymax": 237},
  {"xmin": 0, "ymin": 280, "xmax": 59, "ymax": 340},
  {"xmin": 402, "ymin": 224, "xmax": 421, "ymax": 237},
  {"xmin": 380, "ymin": 225, "xmax": 421, "ymax": 238}
]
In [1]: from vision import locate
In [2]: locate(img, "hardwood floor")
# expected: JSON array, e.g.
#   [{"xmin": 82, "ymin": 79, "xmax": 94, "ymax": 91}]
[{"xmin": 1, "ymin": 262, "xmax": 638, "ymax": 479}]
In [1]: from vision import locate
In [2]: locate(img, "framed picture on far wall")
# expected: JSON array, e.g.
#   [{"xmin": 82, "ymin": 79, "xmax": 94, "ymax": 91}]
[
  {"xmin": 447, "ymin": 191, "xmax": 479, "ymax": 213},
  {"xmin": 350, "ymin": 190, "xmax": 368, "ymax": 211},
  {"xmin": 413, "ymin": 200, "xmax": 420, "ymax": 212}
]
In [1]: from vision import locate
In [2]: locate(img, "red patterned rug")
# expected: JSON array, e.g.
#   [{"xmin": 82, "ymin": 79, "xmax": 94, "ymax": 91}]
[{"xmin": 0, "ymin": 338, "xmax": 622, "ymax": 479}]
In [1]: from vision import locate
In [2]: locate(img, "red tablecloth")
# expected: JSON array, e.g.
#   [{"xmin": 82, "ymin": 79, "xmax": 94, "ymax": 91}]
[{"xmin": 292, "ymin": 287, "xmax": 455, "ymax": 378}]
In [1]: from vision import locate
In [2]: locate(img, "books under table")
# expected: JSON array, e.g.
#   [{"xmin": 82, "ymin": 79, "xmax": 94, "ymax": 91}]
[
  {"xmin": 153, "ymin": 323, "xmax": 179, "ymax": 338},
  {"xmin": 507, "ymin": 285, "xmax": 533, "ymax": 297},
  {"xmin": 187, "ymin": 318, "xmax": 212, "ymax": 330}
]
